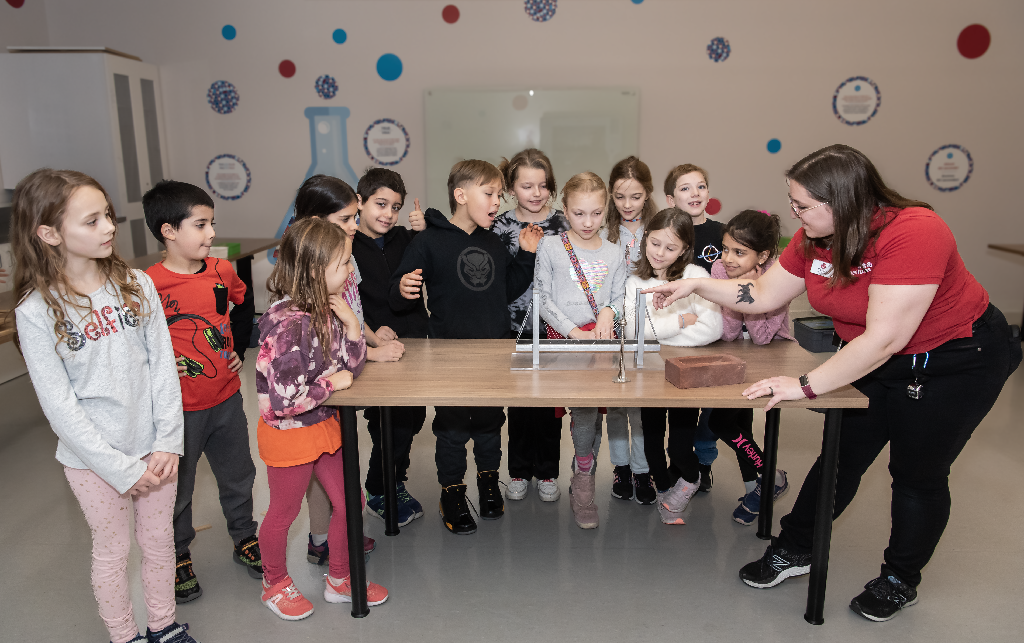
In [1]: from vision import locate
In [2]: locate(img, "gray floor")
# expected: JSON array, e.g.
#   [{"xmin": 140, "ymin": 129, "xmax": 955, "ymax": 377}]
[{"xmin": 2, "ymin": 357, "xmax": 1021, "ymax": 642}]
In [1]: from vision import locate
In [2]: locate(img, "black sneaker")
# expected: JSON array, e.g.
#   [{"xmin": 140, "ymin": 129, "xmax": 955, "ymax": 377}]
[
  {"xmin": 739, "ymin": 544, "xmax": 812, "ymax": 588},
  {"xmin": 174, "ymin": 551, "xmax": 203, "ymax": 603},
  {"xmin": 439, "ymin": 484, "xmax": 477, "ymax": 535},
  {"xmin": 697, "ymin": 464, "xmax": 713, "ymax": 492},
  {"xmin": 233, "ymin": 535, "xmax": 263, "ymax": 579},
  {"xmin": 633, "ymin": 472, "xmax": 656, "ymax": 505},
  {"xmin": 146, "ymin": 622, "xmax": 199, "ymax": 643},
  {"xmin": 611, "ymin": 465, "xmax": 634, "ymax": 500},
  {"xmin": 476, "ymin": 470, "xmax": 504, "ymax": 520},
  {"xmin": 849, "ymin": 574, "xmax": 918, "ymax": 622}
]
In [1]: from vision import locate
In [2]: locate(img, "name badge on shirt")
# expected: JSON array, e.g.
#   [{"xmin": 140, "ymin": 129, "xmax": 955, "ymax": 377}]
[{"xmin": 810, "ymin": 259, "xmax": 834, "ymax": 278}]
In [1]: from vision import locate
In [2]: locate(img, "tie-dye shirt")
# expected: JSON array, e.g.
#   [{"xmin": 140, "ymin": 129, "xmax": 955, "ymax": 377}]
[{"xmin": 255, "ymin": 297, "xmax": 366, "ymax": 430}]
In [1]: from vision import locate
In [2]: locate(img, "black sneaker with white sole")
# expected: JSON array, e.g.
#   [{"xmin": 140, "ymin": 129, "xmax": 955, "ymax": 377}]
[
  {"xmin": 739, "ymin": 544, "xmax": 812, "ymax": 588},
  {"xmin": 610, "ymin": 465, "xmax": 634, "ymax": 500},
  {"xmin": 849, "ymin": 574, "xmax": 918, "ymax": 622}
]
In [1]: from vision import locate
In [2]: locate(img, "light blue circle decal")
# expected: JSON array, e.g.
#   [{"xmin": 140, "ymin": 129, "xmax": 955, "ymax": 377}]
[
  {"xmin": 364, "ymin": 118, "xmax": 411, "ymax": 166},
  {"xmin": 205, "ymin": 154, "xmax": 251, "ymax": 201},
  {"xmin": 767, "ymin": 139, "xmax": 782, "ymax": 154},
  {"xmin": 832, "ymin": 76, "xmax": 881, "ymax": 126},
  {"xmin": 332, "ymin": 29, "xmax": 347, "ymax": 44},
  {"xmin": 377, "ymin": 53, "xmax": 403, "ymax": 81},
  {"xmin": 221, "ymin": 25, "xmax": 236, "ymax": 40}
]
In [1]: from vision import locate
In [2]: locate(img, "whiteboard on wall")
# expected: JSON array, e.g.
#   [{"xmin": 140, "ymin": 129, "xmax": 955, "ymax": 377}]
[{"xmin": 424, "ymin": 88, "xmax": 639, "ymax": 214}]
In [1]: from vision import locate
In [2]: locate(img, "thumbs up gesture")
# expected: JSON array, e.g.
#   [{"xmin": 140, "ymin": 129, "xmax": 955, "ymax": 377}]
[{"xmin": 409, "ymin": 198, "xmax": 426, "ymax": 231}]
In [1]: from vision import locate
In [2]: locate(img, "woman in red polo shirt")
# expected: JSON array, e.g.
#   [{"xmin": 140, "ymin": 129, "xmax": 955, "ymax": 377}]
[{"xmin": 645, "ymin": 144, "xmax": 1021, "ymax": 622}]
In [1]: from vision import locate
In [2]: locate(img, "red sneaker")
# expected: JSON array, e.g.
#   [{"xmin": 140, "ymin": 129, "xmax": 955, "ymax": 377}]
[
  {"xmin": 324, "ymin": 575, "xmax": 389, "ymax": 606},
  {"xmin": 261, "ymin": 576, "xmax": 314, "ymax": 621}
]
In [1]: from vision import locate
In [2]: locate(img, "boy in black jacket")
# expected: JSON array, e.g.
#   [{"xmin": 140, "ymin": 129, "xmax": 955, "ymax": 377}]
[
  {"xmin": 391, "ymin": 160, "xmax": 542, "ymax": 535},
  {"xmin": 352, "ymin": 168, "xmax": 430, "ymax": 528}
]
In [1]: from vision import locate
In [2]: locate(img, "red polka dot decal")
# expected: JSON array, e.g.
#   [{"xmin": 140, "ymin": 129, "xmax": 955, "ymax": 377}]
[
  {"xmin": 279, "ymin": 60, "xmax": 296, "ymax": 78},
  {"xmin": 957, "ymin": 24, "xmax": 990, "ymax": 59},
  {"xmin": 706, "ymin": 198, "xmax": 722, "ymax": 215},
  {"xmin": 6, "ymin": 0, "xmax": 26, "ymax": 8},
  {"xmin": 442, "ymin": 5, "xmax": 460, "ymax": 23}
]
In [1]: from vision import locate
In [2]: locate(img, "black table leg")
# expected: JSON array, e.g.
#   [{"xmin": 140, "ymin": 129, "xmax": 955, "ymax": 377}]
[
  {"xmin": 381, "ymin": 407, "xmax": 400, "ymax": 536},
  {"xmin": 804, "ymin": 408, "xmax": 843, "ymax": 625},
  {"xmin": 235, "ymin": 256, "xmax": 253, "ymax": 293},
  {"xmin": 756, "ymin": 408, "xmax": 781, "ymax": 540},
  {"xmin": 340, "ymin": 406, "xmax": 369, "ymax": 618}
]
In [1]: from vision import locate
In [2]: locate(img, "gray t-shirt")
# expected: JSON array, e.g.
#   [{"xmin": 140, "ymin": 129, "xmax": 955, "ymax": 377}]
[
  {"xmin": 535, "ymin": 234, "xmax": 627, "ymax": 337},
  {"xmin": 16, "ymin": 271, "xmax": 184, "ymax": 494}
]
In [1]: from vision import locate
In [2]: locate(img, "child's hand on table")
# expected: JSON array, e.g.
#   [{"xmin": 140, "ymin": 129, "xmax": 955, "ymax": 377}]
[
  {"xmin": 409, "ymin": 199, "xmax": 426, "ymax": 231},
  {"xmin": 326, "ymin": 369, "xmax": 354, "ymax": 391},
  {"xmin": 400, "ymin": 269, "xmax": 423, "ymax": 299},
  {"xmin": 367, "ymin": 340, "xmax": 405, "ymax": 362},
  {"xmin": 519, "ymin": 224, "xmax": 544, "ymax": 253},
  {"xmin": 594, "ymin": 307, "xmax": 616, "ymax": 339},
  {"xmin": 375, "ymin": 325, "xmax": 397, "ymax": 342},
  {"xmin": 569, "ymin": 327, "xmax": 596, "ymax": 340}
]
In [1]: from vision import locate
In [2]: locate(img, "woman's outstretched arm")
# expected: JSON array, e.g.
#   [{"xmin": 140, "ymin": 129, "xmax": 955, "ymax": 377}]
[{"xmin": 643, "ymin": 261, "xmax": 807, "ymax": 315}]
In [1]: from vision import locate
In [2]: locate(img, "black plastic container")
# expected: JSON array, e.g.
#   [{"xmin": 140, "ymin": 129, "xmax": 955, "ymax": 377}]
[{"xmin": 793, "ymin": 316, "xmax": 838, "ymax": 353}]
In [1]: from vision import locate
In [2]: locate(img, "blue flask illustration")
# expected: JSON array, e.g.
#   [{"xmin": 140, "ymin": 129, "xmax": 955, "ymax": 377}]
[{"xmin": 269, "ymin": 106, "xmax": 359, "ymax": 262}]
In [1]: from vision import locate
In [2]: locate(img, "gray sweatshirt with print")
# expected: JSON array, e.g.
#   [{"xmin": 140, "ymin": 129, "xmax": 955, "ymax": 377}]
[
  {"xmin": 535, "ymin": 235, "xmax": 627, "ymax": 337},
  {"xmin": 15, "ymin": 271, "xmax": 184, "ymax": 494}
]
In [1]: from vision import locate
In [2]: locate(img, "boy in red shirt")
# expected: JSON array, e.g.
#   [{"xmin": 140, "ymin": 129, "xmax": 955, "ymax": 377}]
[{"xmin": 143, "ymin": 181, "xmax": 260, "ymax": 603}]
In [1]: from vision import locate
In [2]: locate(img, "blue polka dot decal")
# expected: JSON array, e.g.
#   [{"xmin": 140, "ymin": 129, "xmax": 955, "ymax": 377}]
[
  {"xmin": 631, "ymin": 0, "xmax": 644, "ymax": 4},
  {"xmin": 525, "ymin": 0, "xmax": 557, "ymax": 22},
  {"xmin": 207, "ymin": 81, "xmax": 239, "ymax": 114},
  {"xmin": 315, "ymin": 75, "xmax": 338, "ymax": 99},
  {"xmin": 767, "ymin": 139, "xmax": 781, "ymax": 154},
  {"xmin": 377, "ymin": 54, "xmax": 403, "ymax": 81},
  {"xmin": 707, "ymin": 37, "xmax": 731, "ymax": 62},
  {"xmin": 221, "ymin": 25, "xmax": 236, "ymax": 40},
  {"xmin": 332, "ymin": 29, "xmax": 347, "ymax": 44}
]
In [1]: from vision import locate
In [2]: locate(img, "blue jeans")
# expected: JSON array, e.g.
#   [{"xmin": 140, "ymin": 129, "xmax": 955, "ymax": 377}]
[{"xmin": 693, "ymin": 409, "xmax": 718, "ymax": 467}]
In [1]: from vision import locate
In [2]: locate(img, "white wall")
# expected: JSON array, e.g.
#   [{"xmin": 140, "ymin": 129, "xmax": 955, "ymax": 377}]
[{"xmin": 2, "ymin": 0, "xmax": 1023, "ymax": 317}]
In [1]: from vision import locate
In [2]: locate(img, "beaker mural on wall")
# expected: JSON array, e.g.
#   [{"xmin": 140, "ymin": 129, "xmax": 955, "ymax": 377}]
[{"xmin": 269, "ymin": 106, "xmax": 359, "ymax": 262}]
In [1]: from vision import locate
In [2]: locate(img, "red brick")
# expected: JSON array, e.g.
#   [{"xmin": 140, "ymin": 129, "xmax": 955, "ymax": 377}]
[{"xmin": 664, "ymin": 354, "xmax": 747, "ymax": 389}]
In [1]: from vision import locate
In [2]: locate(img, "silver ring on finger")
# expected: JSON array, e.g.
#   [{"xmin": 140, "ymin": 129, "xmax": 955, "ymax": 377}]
[{"xmin": 769, "ymin": 387, "xmax": 774, "ymax": 396}]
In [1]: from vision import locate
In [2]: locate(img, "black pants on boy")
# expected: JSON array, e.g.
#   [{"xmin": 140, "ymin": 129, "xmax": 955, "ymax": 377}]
[
  {"xmin": 433, "ymin": 406, "xmax": 506, "ymax": 486},
  {"xmin": 641, "ymin": 407, "xmax": 700, "ymax": 491},
  {"xmin": 363, "ymin": 406, "xmax": 426, "ymax": 497},
  {"xmin": 708, "ymin": 408, "xmax": 762, "ymax": 483},
  {"xmin": 174, "ymin": 391, "xmax": 258, "ymax": 555},
  {"xmin": 507, "ymin": 407, "xmax": 562, "ymax": 481},
  {"xmin": 777, "ymin": 304, "xmax": 1020, "ymax": 588}
]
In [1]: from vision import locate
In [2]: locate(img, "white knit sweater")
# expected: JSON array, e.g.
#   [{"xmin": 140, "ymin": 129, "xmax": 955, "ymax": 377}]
[{"xmin": 625, "ymin": 264, "xmax": 723, "ymax": 347}]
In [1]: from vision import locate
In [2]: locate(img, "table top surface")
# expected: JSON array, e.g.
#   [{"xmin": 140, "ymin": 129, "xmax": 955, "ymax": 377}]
[
  {"xmin": 988, "ymin": 243, "xmax": 1024, "ymax": 256},
  {"xmin": 325, "ymin": 339, "xmax": 868, "ymax": 409}
]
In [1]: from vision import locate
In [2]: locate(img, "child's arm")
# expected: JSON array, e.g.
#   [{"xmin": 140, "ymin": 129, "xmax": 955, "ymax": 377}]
[
  {"xmin": 140, "ymin": 275, "xmax": 187, "ymax": 459},
  {"xmin": 16, "ymin": 306, "xmax": 149, "ymax": 495},
  {"xmin": 225, "ymin": 262, "xmax": 256, "ymax": 361},
  {"xmin": 535, "ymin": 239, "xmax": 581, "ymax": 337},
  {"xmin": 389, "ymin": 239, "xmax": 428, "ymax": 310},
  {"xmin": 259, "ymin": 317, "xmax": 352, "ymax": 418},
  {"xmin": 329, "ymin": 294, "xmax": 369, "ymax": 377},
  {"xmin": 710, "ymin": 260, "xmax": 744, "ymax": 341}
]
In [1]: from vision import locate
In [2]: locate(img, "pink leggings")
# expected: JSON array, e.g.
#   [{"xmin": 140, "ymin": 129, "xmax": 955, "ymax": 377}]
[
  {"xmin": 65, "ymin": 466, "xmax": 177, "ymax": 643},
  {"xmin": 261, "ymin": 448, "xmax": 352, "ymax": 585}
]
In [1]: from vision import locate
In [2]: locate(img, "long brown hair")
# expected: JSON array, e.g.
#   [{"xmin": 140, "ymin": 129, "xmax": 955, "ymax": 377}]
[
  {"xmin": 10, "ymin": 169, "xmax": 147, "ymax": 351},
  {"xmin": 605, "ymin": 156, "xmax": 656, "ymax": 244},
  {"xmin": 634, "ymin": 208, "xmax": 695, "ymax": 281},
  {"xmin": 498, "ymin": 148, "xmax": 557, "ymax": 204},
  {"xmin": 724, "ymin": 210, "xmax": 783, "ymax": 262},
  {"xmin": 267, "ymin": 217, "xmax": 348, "ymax": 361},
  {"xmin": 787, "ymin": 144, "xmax": 931, "ymax": 287}
]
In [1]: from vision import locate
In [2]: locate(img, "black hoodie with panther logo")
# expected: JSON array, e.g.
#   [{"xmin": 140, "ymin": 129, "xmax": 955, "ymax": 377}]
[{"xmin": 388, "ymin": 208, "xmax": 535, "ymax": 339}]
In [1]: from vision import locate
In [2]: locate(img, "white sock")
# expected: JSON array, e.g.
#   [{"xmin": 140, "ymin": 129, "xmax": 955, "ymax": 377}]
[
  {"xmin": 744, "ymin": 480, "xmax": 757, "ymax": 495},
  {"xmin": 311, "ymin": 533, "xmax": 328, "ymax": 547}
]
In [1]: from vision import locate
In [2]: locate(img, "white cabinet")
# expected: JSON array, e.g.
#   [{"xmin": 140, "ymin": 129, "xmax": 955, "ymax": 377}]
[{"xmin": 0, "ymin": 49, "xmax": 169, "ymax": 259}]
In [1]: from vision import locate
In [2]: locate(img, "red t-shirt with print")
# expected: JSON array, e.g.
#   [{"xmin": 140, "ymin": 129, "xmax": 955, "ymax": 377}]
[
  {"xmin": 146, "ymin": 258, "xmax": 246, "ymax": 411},
  {"xmin": 779, "ymin": 207, "xmax": 988, "ymax": 355}
]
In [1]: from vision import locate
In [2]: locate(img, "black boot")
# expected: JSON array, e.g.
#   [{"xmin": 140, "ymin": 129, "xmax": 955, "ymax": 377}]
[
  {"xmin": 439, "ymin": 484, "xmax": 477, "ymax": 535},
  {"xmin": 477, "ymin": 470, "xmax": 505, "ymax": 520}
]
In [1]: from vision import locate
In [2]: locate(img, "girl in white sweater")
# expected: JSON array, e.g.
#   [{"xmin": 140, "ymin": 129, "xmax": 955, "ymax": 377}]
[{"xmin": 625, "ymin": 208, "xmax": 723, "ymax": 524}]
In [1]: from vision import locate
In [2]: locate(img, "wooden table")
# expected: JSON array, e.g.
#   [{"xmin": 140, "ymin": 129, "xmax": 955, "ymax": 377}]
[{"xmin": 326, "ymin": 339, "xmax": 868, "ymax": 624}]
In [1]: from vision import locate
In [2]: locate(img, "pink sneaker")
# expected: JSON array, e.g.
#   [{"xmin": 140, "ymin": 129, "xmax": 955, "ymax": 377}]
[
  {"xmin": 661, "ymin": 475, "xmax": 700, "ymax": 514},
  {"xmin": 656, "ymin": 491, "xmax": 686, "ymax": 525},
  {"xmin": 261, "ymin": 576, "xmax": 314, "ymax": 621},
  {"xmin": 325, "ymin": 575, "xmax": 389, "ymax": 606}
]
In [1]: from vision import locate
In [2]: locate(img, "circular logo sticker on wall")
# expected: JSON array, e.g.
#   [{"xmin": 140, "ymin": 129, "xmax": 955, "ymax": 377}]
[
  {"xmin": 205, "ymin": 154, "xmax": 251, "ymax": 200},
  {"xmin": 832, "ymin": 76, "xmax": 881, "ymax": 126},
  {"xmin": 363, "ymin": 118, "xmax": 411, "ymax": 166},
  {"xmin": 925, "ymin": 145, "xmax": 973, "ymax": 192}
]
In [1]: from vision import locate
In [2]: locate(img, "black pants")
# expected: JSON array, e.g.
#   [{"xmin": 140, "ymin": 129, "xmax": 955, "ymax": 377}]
[
  {"xmin": 778, "ymin": 304, "xmax": 1020, "ymax": 587},
  {"xmin": 433, "ymin": 406, "xmax": 506, "ymax": 486},
  {"xmin": 506, "ymin": 407, "xmax": 562, "ymax": 480},
  {"xmin": 174, "ymin": 392, "xmax": 258, "ymax": 554},
  {"xmin": 363, "ymin": 406, "xmax": 426, "ymax": 497},
  {"xmin": 641, "ymin": 407, "xmax": 700, "ymax": 491},
  {"xmin": 707, "ymin": 408, "xmax": 762, "ymax": 483}
]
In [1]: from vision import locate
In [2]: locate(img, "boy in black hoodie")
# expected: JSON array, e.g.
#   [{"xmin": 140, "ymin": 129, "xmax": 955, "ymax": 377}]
[
  {"xmin": 390, "ymin": 160, "xmax": 542, "ymax": 535},
  {"xmin": 351, "ymin": 168, "xmax": 431, "ymax": 528}
]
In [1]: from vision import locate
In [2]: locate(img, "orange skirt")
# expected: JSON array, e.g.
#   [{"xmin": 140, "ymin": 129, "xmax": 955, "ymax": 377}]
[{"xmin": 257, "ymin": 414, "xmax": 342, "ymax": 468}]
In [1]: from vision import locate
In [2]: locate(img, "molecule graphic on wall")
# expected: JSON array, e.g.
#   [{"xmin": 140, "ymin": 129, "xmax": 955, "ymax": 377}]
[
  {"xmin": 207, "ymin": 81, "xmax": 239, "ymax": 114},
  {"xmin": 707, "ymin": 37, "xmax": 731, "ymax": 62},
  {"xmin": 524, "ymin": 0, "xmax": 557, "ymax": 22},
  {"xmin": 315, "ymin": 75, "xmax": 339, "ymax": 99}
]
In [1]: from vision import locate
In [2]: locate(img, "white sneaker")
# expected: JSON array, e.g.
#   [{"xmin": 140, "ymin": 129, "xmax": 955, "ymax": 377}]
[
  {"xmin": 537, "ymin": 478, "xmax": 560, "ymax": 502},
  {"xmin": 661, "ymin": 475, "xmax": 700, "ymax": 514},
  {"xmin": 506, "ymin": 477, "xmax": 529, "ymax": 500}
]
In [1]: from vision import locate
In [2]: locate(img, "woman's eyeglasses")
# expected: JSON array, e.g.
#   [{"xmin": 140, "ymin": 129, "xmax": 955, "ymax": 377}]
[{"xmin": 790, "ymin": 200, "xmax": 829, "ymax": 215}]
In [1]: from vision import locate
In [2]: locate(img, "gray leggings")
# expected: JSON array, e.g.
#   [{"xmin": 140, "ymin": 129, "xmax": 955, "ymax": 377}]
[{"xmin": 568, "ymin": 408, "xmax": 648, "ymax": 473}]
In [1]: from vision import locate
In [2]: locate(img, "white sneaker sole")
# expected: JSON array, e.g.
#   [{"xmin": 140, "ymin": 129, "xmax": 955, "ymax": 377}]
[
  {"xmin": 742, "ymin": 564, "xmax": 810, "ymax": 589},
  {"xmin": 263, "ymin": 597, "xmax": 314, "ymax": 621},
  {"xmin": 324, "ymin": 588, "xmax": 389, "ymax": 606},
  {"xmin": 850, "ymin": 596, "xmax": 917, "ymax": 622},
  {"xmin": 538, "ymin": 488, "xmax": 560, "ymax": 502},
  {"xmin": 505, "ymin": 486, "xmax": 528, "ymax": 501},
  {"xmin": 365, "ymin": 504, "xmax": 415, "ymax": 527}
]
